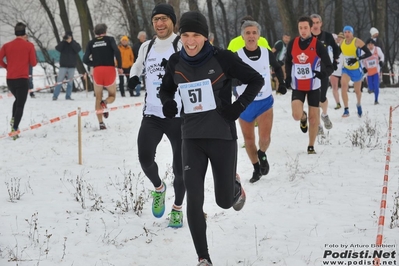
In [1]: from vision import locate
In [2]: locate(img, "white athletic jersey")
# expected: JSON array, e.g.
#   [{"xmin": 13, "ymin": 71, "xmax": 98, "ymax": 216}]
[
  {"xmin": 129, "ymin": 34, "xmax": 182, "ymax": 118},
  {"xmin": 331, "ymin": 54, "xmax": 343, "ymax": 76},
  {"xmin": 236, "ymin": 47, "xmax": 272, "ymax": 101},
  {"xmin": 275, "ymin": 40, "xmax": 287, "ymax": 62},
  {"xmin": 144, "ymin": 44, "xmax": 182, "ymax": 118}
]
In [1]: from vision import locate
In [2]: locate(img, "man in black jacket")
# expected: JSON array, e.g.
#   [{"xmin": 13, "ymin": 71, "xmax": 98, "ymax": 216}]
[
  {"xmin": 159, "ymin": 11, "xmax": 264, "ymax": 266},
  {"xmin": 53, "ymin": 31, "xmax": 81, "ymax": 100},
  {"xmin": 310, "ymin": 14, "xmax": 340, "ymax": 135}
]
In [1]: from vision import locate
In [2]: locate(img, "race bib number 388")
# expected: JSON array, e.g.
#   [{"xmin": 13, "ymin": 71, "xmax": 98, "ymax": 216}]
[
  {"xmin": 178, "ymin": 79, "xmax": 216, "ymax": 114},
  {"xmin": 294, "ymin": 63, "xmax": 312, "ymax": 80}
]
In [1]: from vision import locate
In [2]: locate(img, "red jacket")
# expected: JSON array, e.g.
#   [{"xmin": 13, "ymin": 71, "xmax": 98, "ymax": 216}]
[{"xmin": 0, "ymin": 38, "xmax": 37, "ymax": 79}]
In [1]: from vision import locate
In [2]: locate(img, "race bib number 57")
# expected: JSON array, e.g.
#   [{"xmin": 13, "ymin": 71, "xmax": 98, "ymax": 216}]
[{"xmin": 178, "ymin": 79, "xmax": 216, "ymax": 114}]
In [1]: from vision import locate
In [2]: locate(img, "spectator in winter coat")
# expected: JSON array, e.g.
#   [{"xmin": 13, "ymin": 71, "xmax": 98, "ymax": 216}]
[
  {"xmin": 370, "ymin": 27, "xmax": 385, "ymax": 54},
  {"xmin": 117, "ymin": 35, "xmax": 134, "ymax": 97},
  {"xmin": 132, "ymin": 31, "xmax": 147, "ymax": 62},
  {"xmin": 132, "ymin": 31, "xmax": 147, "ymax": 95},
  {"xmin": 53, "ymin": 31, "xmax": 81, "ymax": 100}
]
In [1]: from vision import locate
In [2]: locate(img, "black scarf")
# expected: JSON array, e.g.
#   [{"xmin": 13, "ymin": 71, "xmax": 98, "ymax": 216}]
[{"xmin": 180, "ymin": 40, "xmax": 214, "ymax": 67}]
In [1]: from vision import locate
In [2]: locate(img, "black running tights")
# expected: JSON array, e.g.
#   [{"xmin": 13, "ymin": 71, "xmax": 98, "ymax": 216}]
[
  {"xmin": 137, "ymin": 116, "xmax": 185, "ymax": 206},
  {"xmin": 7, "ymin": 78, "xmax": 29, "ymax": 130}
]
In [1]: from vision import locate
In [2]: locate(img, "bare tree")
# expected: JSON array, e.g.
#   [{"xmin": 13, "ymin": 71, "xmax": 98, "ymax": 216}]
[
  {"xmin": 276, "ymin": 0, "xmax": 297, "ymax": 37},
  {"xmin": 386, "ymin": 1, "xmax": 399, "ymax": 84},
  {"xmin": 119, "ymin": 0, "xmax": 140, "ymax": 43},
  {"xmin": 252, "ymin": 0, "xmax": 261, "ymax": 22},
  {"xmin": 188, "ymin": 0, "xmax": 199, "ymax": 11},
  {"xmin": 207, "ymin": 0, "xmax": 219, "ymax": 46},
  {"xmin": 79, "ymin": 0, "xmax": 95, "ymax": 43},
  {"xmin": 137, "ymin": 0, "xmax": 152, "ymax": 40},
  {"xmin": 334, "ymin": 0, "xmax": 343, "ymax": 33},
  {"xmin": 317, "ymin": 0, "xmax": 325, "ymax": 18},
  {"xmin": 261, "ymin": 0, "xmax": 277, "ymax": 44},
  {"xmin": 2, "ymin": 0, "xmax": 399, "ymax": 87},
  {"xmin": 73, "ymin": 0, "xmax": 94, "ymax": 90},
  {"xmin": 168, "ymin": 0, "xmax": 181, "ymax": 32},
  {"xmin": 244, "ymin": 0, "xmax": 253, "ymax": 18},
  {"xmin": 217, "ymin": 0, "xmax": 230, "ymax": 47},
  {"xmin": 39, "ymin": 0, "xmax": 61, "ymax": 44},
  {"xmin": 57, "ymin": 0, "xmax": 72, "ymax": 34}
]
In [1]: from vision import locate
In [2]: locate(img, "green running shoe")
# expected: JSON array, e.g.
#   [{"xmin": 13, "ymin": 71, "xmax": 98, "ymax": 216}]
[
  {"xmin": 10, "ymin": 128, "xmax": 19, "ymax": 140},
  {"xmin": 151, "ymin": 183, "xmax": 166, "ymax": 218},
  {"xmin": 168, "ymin": 209, "xmax": 183, "ymax": 228}
]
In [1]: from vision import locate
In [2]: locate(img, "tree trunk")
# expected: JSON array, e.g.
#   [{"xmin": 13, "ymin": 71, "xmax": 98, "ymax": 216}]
[
  {"xmin": 37, "ymin": 0, "xmax": 59, "ymax": 79},
  {"xmin": 168, "ymin": 0, "xmax": 181, "ymax": 32},
  {"xmin": 253, "ymin": 0, "xmax": 261, "ymax": 22},
  {"xmin": 57, "ymin": 0, "xmax": 71, "ymax": 34},
  {"xmin": 137, "ymin": 0, "xmax": 151, "ymax": 41},
  {"xmin": 39, "ymin": 0, "xmax": 61, "ymax": 44},
  {"xmin": 154, "ymin": 0, "xmax": 166, "ymax": 5},
  {"xmin": 317, "ymin": 0, "xmax": 325, "ymax": 18},
  {"xmin": 297, "ymin": 0, "xmax": 305, "ymax": 17},
  {"xmin": 334, "ymin": 0, "xmax": 343, "ymax": 34},
  {"xmin": 188, "ymin": 0, "xmax": 199, "ymax": 11},
  {"xmin": 207, "ymin": 0, "xmax": 219, "ymax": 46},
  {"xmin": 74, "ymin": 0, "xmax": 93, "ymax": 51},
  {"xmin": 73, "ymin": 0, "xmax": 94, "ymax": 91},
  {"xmin": 119, "ymin": 0, "xmax": 139, "ymax": 43},
  {"xmin": 375, "ymin": 0, "xmax": 389, "ymax": 85},
  {"xmin": 262, "ymin": 0, "xmax": 277, "ymax": 44},
  {"xmin": 276, "ymin": 0, "xmax": 296, "ymax": 37},
  {"xmin": 217, "ymin": 0, "xmax": 230, "ymax": 47},
  {"xmin": 245, "ymin": 0, "xmax": 253, "ymax": 17}
]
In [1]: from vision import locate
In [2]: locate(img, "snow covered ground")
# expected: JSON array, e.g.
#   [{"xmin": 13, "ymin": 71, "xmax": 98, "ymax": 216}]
[{"xmin": 0, "ymin": 67, "xmax": 398, "ymax": 265}]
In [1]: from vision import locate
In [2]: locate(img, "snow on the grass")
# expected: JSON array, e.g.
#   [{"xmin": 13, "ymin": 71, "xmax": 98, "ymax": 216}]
[{"xmin": 0, "ymin": 74, "xmax": 398, "ymax": 265}]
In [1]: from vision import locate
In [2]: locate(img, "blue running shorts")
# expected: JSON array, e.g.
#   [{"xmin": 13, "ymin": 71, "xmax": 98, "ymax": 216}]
[
  {"xmin": 240, "ymin": 95, "xmax": 274, "ymax": 122},
  {"xmin": 342, "ymin": 67, "xmax": 363, "ymax": 82}
]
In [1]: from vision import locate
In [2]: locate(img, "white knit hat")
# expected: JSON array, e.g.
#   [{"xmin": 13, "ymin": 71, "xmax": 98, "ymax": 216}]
[{"xmin": 370, "ymin": 27, "xmax": 379, "ymax": 36}]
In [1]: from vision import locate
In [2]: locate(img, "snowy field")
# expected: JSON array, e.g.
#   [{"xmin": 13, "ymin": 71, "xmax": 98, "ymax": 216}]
[{"xmin": 0, "ymin": 67, "xmax": 398, "ymax": 265}]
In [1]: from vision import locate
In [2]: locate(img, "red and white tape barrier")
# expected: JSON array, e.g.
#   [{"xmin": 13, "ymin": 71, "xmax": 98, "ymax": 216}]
[
  {"xmin": 373, "ymin": 105, "xmax": 399, "ymax": 265},
  {"xmin": 1, "ymin": 102, "xmax": 143, "ymax": 139}
]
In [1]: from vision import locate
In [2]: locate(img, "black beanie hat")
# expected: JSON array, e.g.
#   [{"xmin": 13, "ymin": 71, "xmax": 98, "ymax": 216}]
[
  {"xmin": 65, "ymin": 31, "xmax": 73, "ymax": 37},
  {"xmin": 179, "ymin": 11, "xmax": 209, "ymax": 38},
  {"xmin": 151, "ymin": 3, "xmax": 176, "ymax": 25}
]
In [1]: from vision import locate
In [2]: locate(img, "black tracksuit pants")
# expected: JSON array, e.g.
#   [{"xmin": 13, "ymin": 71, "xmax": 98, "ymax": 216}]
[
  {"xmin": 137, "ymin": 116, "xmax": 185, "ymax": 206},
  {"xmin": 7, "ymin": 78, "xmax": 29, "ymax": 130},
  {"xmin": 183, "ymin": 139, "xmax": 242, "ymax": 260}
]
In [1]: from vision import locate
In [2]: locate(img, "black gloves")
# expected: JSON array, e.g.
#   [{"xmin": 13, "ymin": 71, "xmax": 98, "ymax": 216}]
[
  {"xmin": 313, "ymin": 71, "xmax": 326, "ymax": 80},
  {"xmin": 220, "ymin": 101, "xmax": 245, "ymax": 121},
  {"xmin": 347, "ymin": 58, "xmax": 358, "ymax": 66},
  {"xmin": 363, "ymin": 67, "xmax": 368, "ymax": 74},
  {"xmin": 128, "ymin": 76, "xmax": 141, "ymax": 90},
  {"xmin": 160, "ymin": 58, "xmax": 168, "ymax": 68},
  {"xmin": 277, "ymin": 83, "xmax": 287, "ymax": 95},
  {"xmin": 379, "ymin": 61, "xmax": 384, "ymax": 68},
  {"xmin": 333, "ymin": 60, "xmax": 338, "ymax": 71},
  {"xmin": 162, "ymin": 100, "xmax": 178, "ymax": 119}
]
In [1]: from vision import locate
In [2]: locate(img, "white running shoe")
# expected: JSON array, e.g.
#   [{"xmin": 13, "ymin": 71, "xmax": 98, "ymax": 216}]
[{"xmin": 321, "ymin": 115, "xmax": 333, "ymax": 129}]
